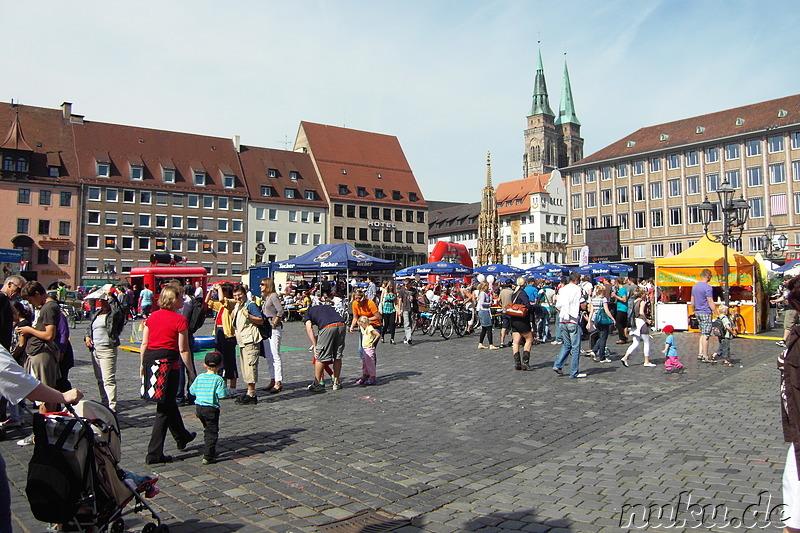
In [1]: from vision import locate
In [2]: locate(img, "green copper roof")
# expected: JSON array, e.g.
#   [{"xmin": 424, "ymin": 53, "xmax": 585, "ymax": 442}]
[
  {"xmin": 529, "ymin": 48, "xmax": 554, "ymax": 117},
  {"xmin": 555, "ymin": 58, "xmax": 580, "ymax": 126}
]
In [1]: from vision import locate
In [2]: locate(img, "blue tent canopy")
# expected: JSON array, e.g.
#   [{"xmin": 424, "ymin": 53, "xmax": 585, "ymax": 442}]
[
  {"xmin": 270, "ymin": 243, "xmax": 396, "ymax": 272},
  {"xmin": 573, "ymin": 262, "xmax": 634, "ymax": 276},
  {"xmin": 525, "ymin": 263, "xmax": 570, "ymax": 277},
  {"xmin": 474, "ymin": 264, "xmax": 523, "ymax": 277},
  {"xmin": 395, "ymin": 262, "xmax": 473, "ymax": 277}
]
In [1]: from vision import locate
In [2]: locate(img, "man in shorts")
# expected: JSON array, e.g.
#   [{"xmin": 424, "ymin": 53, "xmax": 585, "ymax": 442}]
[
  {"xmin": 231, "ymin": 285, "xmax": 264, "ymax": 404},
  {"xmin": 304, "ymin": 303, "xmax": 346, "ymax": 392},
  {"xmin": 691, "ymin": 269, "xmax": 717, "ymax": 361}
]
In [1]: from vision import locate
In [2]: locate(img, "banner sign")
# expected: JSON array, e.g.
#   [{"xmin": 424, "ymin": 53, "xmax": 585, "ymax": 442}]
[{"xmin": 656, "ymin": 266, "xmax": 754, "ymax": 287}]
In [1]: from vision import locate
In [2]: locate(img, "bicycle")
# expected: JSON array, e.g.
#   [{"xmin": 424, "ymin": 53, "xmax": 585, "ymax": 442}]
[
  {"xmin": 60, "ymin": 303, "xmax": 82, "ymax": 330},
  {"xmin": 728, "ymin": 301, "xmax": 747, "ymax": 336}
]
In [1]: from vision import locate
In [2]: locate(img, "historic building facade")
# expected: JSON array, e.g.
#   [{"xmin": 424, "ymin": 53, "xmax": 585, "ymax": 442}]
[{"xmin": 565, "ymin": 94, "xmax": 800, "ymax": 264}]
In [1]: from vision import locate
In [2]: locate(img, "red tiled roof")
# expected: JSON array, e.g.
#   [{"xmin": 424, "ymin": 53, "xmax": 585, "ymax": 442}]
[
  {"xmin": 72, "ymin": 120, "xmax": 247, "ymax": 195},
  {"xmin": 0, "ymin": 103, "xmax": 80, "ymax": 183},
  {"xmin": 297, "ymin": 121, "xmax": 426, "ymax": 207},
  {"xmin": 495, "ymin": 174, "xmax": 550, "ymax": 215},
  {"xmin": 428, "ymin": 201, "xmax": 480, "ymax": 237},
  {"xmin": 237, "ymin": 145, "xmax": 325, "ymax": 207},
  {"xmin": 576, "ymin": 93, "xmax": 800, "ymax": 165}
]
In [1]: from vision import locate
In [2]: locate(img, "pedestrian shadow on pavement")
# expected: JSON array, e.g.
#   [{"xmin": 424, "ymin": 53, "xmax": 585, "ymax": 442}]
[
  {"xmin": 217, "ymin": 428, "xmax": 305, "ymax": 458},
  {"xmin": 161, "ymin": 518, "xmax": 246, "ymax": 532},
  {"xmin": 257, "ymin": 371, "xmax": 423, "ymax": 401},
  {"xmin": 460, "ymin": 509, "xmax": 574, "ymax": 531}
]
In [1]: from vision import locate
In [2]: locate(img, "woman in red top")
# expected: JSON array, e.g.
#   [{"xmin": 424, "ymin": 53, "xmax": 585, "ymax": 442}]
[{"xmin": 140, "ymin": 285, "xmax": 196, "ymax": 464}]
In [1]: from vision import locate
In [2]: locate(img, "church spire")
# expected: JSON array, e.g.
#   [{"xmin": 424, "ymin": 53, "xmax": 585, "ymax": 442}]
[
  {"xmin": 529, "ymin": 45, "xmax": 554, "ymax": 117},
  {"xmin": 555, "ymin": 55, "xmax": 580, "ymax": 126},
  {"xmin": 485, "ymin": 151, "xmax": 493, "ymax": 188}
]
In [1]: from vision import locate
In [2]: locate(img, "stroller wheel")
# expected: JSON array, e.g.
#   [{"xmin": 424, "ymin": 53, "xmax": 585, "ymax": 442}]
[
  {"xmin": 110, "ymin": 519, "xmax": 124, "ymax": 533},
  {"xmin": 142, "ymin": 524, "xmax": 157, "ymax": 533}
]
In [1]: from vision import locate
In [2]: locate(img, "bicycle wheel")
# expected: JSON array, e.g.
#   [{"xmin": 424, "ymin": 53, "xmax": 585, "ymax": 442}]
[
  {"xmin": 440, "ymin": 316, "xmax": 455, "ymax": 339},
  {"xmin": 73, "ymin": 308, "xmax": 83, "ymax": 325},
  {"xmin": 733, "ymin": 313, "xmax": 746, "ymax": 335},
  {"xmin": 454, "ymin": 311, "xmax": 468, "ymax": 337},
  {"xmin": 427, "ymin": 314, "xmax": 440, "ymax": 336},
  {"xmin": 68, "ymin": 311, "xmax": 77, "ymax": 330},
  {"xmin": 419, "ymin": 315, "xmax": 431, "ymax": 334}
]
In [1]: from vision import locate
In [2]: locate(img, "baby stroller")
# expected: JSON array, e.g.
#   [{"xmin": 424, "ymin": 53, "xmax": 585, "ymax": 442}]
[{"xmin": 25, "ymin": 400, "xmax": 168, "ymax": 532}]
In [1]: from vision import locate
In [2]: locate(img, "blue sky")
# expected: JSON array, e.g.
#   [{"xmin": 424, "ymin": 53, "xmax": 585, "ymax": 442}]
[{"xmin": 2, "ymin": 1, "xmax": 798, "ymax": 202}]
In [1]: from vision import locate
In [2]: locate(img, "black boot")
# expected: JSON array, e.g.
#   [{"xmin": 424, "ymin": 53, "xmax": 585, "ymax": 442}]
[
  {"xmin": 521, "ymin": 351, "xmax": 532, "ymax": 371},
  {"xmin": 513, "ymin": 352, "xmax": 522, "ymax": 371}
]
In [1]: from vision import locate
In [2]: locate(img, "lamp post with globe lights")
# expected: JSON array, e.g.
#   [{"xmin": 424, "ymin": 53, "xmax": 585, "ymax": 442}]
[
  {"xmin": 698, "ymin": 178, "xmax": 750, "ymax": 309},
  {"xmin": 759, "ymin": 224, "xmax": 788, "ymax": 263}
]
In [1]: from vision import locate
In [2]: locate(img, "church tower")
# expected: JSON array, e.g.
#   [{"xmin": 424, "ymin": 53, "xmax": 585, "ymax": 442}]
[
  {"xmin": 523, "ymin": 46, "xmax": 558, "ymax": 177},
  {"xmin": 554, "ymin": 56, "xmax": 584, "ymax": 167},
  {"xmin": 477, "ymin": 152, "xmax": 501, "ymax": 266}
]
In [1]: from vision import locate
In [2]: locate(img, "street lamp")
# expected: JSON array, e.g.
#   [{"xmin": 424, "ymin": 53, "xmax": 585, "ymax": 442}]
[
  {"xmin": 698, "ymin": 178, "xmax": 750, "ymax": 308},
  {"xmin": 759, "ymin": 223, "xmax": 788, "ymax": 262}
]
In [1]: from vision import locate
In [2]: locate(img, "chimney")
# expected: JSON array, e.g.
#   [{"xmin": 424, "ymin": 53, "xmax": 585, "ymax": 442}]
[
  {"xmin": 232, "ymin": 135, "xmax": 241, "ymax": 153},
  {"xmin": 60, "ymin": 102, "xmax": 72, "ymax": 120}
]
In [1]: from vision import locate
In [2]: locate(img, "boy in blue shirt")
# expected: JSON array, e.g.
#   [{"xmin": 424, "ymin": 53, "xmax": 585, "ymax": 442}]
[{"xmin": 189, "ymin": 351, "xmax": 227, "ymax": 464}]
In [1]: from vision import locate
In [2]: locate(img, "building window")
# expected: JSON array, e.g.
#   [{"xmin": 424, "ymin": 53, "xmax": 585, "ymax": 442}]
[
  {"xmin": 288, "ymin": 233, "xmax": 297, "ymax": 245},
  {"xmin": 203, "ymin": 196, "xmax": 214, "ymax": 209},
  {"xmin": 746, "ymin": 167, "xmax": 762, "ymax": 187},
  {"xmin": 218, "ymin": 197, "xmax": 228, "ymax": 210},
  {"xmin": 600, "ymin": 189, "xmax": 612, "ymax": 206},
  {"xmin": 170, "ymin": 239, "xmax": 182, "ymax": 252},
  {"xmin": 417, "ymin": 211, "xmax": 425, "ymax": 223},
  {"xmin": 171, "ymin": 216, "xmax": 183, "ymax": 229},
  {"xmin": 217, "ymin": 241, "xmax": 228, "ymax": 253},
  {"xmin": 18, "ymin": 189, "xmax": 31, "ymax": 204},
  {"xmin": 409, "ymin": 192, "xmax": 419, "ymax": 202},
  {"xmin": 572, "ymin": 218, "xmax": 582, "ymax": 235},
  {"xmin": 97, "ymin": 163, "xmax": 110, "ymax": 177},
  {"xmin": 194, "ymin": 172, "xmax": 206, "ymax": 186},
  {"xmin": 38, "ymin": 220, "xmax": 50, "ymax": 235},
  {"xmin": 631, "ymin": 184, "xmax": 644, "ymax": 202},
  {"xmin": 163, "ymin": 168, "xmax": 176, "ymax": 183},
  {"xmin": 586, "ymin": 192, "xmax": 596, "ymax": 208},
  {"xmin": 289, "ymin": 211, "xmax": 297, "ymax": 223},
  {"xmin": 684, "ymin": 175, "xmax": 699, "ymax": 195},
  {"xmin": 155, "ymin": 192, "xmax": 168, "ymax": 206},
  {"xmin": 217, "ymin": 219, "xmax": 228, "ymax": 232},
  {"xmin": 769, "ymin": 135, "xmax": 785, "ymax": 153},
  {"xmin": 706, "ymin": 173, "xmax": 720, "ymax": 192},
  {"xmin": 223, "ymin": 175, "xmax": 235, "ymax": 188},
  {"xmin": 770, "ymin": 163, "xmax": 786, "ymax": 184},
  {"xmin": 267, "ymin": 231, "xmax": 278, "ymax": 244},
  {"xmin": 60, "ymin": 191, "xmax": 72, "ymax": 207},
  {"xmin": 104, "ymin": 236, "xmax": 116, "ymax": 249},
  {"xmin": 633, "ymin": 211, "xmax": 646, "ymax": 229},
  {"xmin": 772, "ymin": 193, "xmax": 788, "ymax": 216},
  {"xmin": 571, "ymin": 193, "xmax": 581, "ymax": 209},
  {"xmin": 375, "ymin": 188, "xmax": 386, "ymax": 199},
  {"xmin": 105, "ymin": 189, "xmax": 118, "ymax": 202},
  {"xmin": 417, "ymin": 232, "xmax": 425, "ymax": 244},
  {"xmin": 285, "ymin": 189, "xmax": 296, "ymax": 199},
  {"xmin": 586, "ymin": 169, "xmax": 596, "ymax": 182},
  {"xmin": 652, "ymin": 243, "xmax": 664, "ymax": 257},
  {"xmin": 617, "ymin": 163, "xmax": 628, "ymax": 177},
  {"xmin": 670, "ymin": 243, "xmax": 684, "ymax": 255},
  {"xmin": 371, "ymin": 207, "xmax": 380, "ymax": 220},
  {"xmin": 794, "ymin": 193, "xmax": 800, "ymax": 215},
  {"xmin": 685, "ymin": 151, "xmax": 698, "ymax": 166},
  {"xmin": 650, "ymin": 181, "xmax": 662, "ymax": 200},
  {"xmin": 601, "ymin": 166, "xmax": 611, "ymax": 180},
  {"xmin": 667, "ymin": 154, "xmax": 680, "ymax": 169},
  {"xmin": 16, "ymin": 219, "xmax": 28, "ymax": 234},
  {"xmin": 749, "ymin": 197, "xmax": 764, "ymax": 218},
  {"xmin": 586, "ymin": 217, "xmax": 597, "ymax": 229},
  {"xmin": 87, "ymin": 211, "xmax": 100, "ymax": 225},
  {"xmin": 571, "ymin": 172, "xmax": 581, "ymax": 185},
  {"xmin": 57, "ymin": 250, "xmax": 70, "ymax": 265},
  {"xmin": 130, "ymin": 166, "xmax": 143, "ymax": 181},
  {"xmin": 669, "ymin": 207, "xmax": 682, "ymax": 226},
  {"xmin": 725, "ymin": 143, "xmax": 740, "ymax": 160},
  {"xmin": 704, "ymin": 147, "xmax": 719, "ymax": 164},
  {"xmin": 305, "ymin": 190, "xmax": 315, "ymax": 201},
  {"xmin": 649, "ymin": 158, "xmax": 661, "ymax": 172},
  {"xmin": 104, "ymin": 212, "xmax": 118, "ymax": 226},
  {"xmin": 268, "ymin": 169, "xmax": 277, "ymax": 178},
  {"xmin": 138, "ymin": 214, "xmax": 151, "ymax": 227},
  {"xmin": 617, "ymin": 213, "xmax": 628, "ymax": 230},
  {"xmin": 746, "ymin": 139, "xmax": 761, "ymax": 157},
  {"xmin": 616, "ymin": 186, "xmax": 628, "ymax": 204},
  {"xmin": 138, "ymin": 237, "xmax": 150, "ymax": 250},
  {"xmin": 601, "ymin": 215, "xmax": 612, "ymax": 227},
  {"xmin": 140, "ymin": 191, "xmax": 152, "ymax": 204},
  {"xmin": 357, "ymin": 187, "xmax": 367, "ymax": 197},
  {"xmin": 792, "ymin": 132, "xmax": 800, "ymax": 150},
  {"xmin": 725, "ymin": 169, "xmax": 741, "ymax": 189},
  {"xmin": 338, "ymin": 185, "xmax": 349, "ymax": 195},
  {"xmin": 39, "ymin": 190, "xmax": 51, "ymax": 206},
  {"xmin": 156, "ymin": 215, "xmax": 168, "ymax": 228},
  {"xmin": 633, "ymin": 161, "xmax": 644, "ymax": 175},
  {"xmin": 334, "ymin": 227, "xmax": 344, "ymax": 240},
  {"xmin": 58, "ymin": 220, "xmax": 70, "ymax": 236},
  {"xmin": 668, "ymin": 179, "xmax": 681, "ymax": 197},
  {"xmin": 121, "ymin": 236, "xmax": 133, "ymax": 250}
]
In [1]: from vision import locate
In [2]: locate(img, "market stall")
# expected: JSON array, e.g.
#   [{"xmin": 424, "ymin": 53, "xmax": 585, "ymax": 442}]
[{"xmin": 653, "ymin": 236, "xmax": 762, "ymax": 333}]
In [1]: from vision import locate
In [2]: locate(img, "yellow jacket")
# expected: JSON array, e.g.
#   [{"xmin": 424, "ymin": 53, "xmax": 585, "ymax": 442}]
[{"xmin": 209, "ymin": 298, "xmax": 236, "ymax": 338}]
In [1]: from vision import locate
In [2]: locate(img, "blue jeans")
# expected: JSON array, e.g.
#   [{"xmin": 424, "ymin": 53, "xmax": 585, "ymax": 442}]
[
  {"xmin": 554, "ymin": 322, "xmax": 582, "ymax": 377},
  {"xmin": 537, "ymin": 308, "xmax": 551, "ymax": 341}
]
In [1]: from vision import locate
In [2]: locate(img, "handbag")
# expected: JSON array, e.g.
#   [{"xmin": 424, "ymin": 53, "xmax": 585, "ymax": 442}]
[
  {"xmin": 594, "ymin": 307, "xmax": 615, "ymax": 326},
  {"xmin": 504, "ymin": 290, "xmax": 528, "ymax": 318}
]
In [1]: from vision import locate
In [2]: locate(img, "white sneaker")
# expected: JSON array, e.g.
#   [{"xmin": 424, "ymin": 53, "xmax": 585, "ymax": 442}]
[
  {"xmin": 572, "ymin": 373, "xmax": 588, "ymax": 379},
  {"xmin": 643, "ymin": 362, "xmax": 657, "ymax": 367},
  {"xmin": 17, "ymin": 434, "xmax": 34, "ymax": 446}
]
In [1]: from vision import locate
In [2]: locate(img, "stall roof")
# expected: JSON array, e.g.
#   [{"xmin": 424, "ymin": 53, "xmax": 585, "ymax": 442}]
[{"xmin": 654, "ymin": 235, "xmax": 754, "ymax": 268}]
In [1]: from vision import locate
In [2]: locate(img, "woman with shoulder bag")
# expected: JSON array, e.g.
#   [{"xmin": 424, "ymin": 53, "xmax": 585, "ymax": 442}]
[
  {"xmin": 508, "ymin": 277, "xmax": 534, "ymax": 370},
  {"xmin": 621, "ymin": 287, "xmax": 656, "ymax": 368},
  {"xmin": 260, "ymin": 278, "xmax": 284, "ymax": 393},
  {"xmin": 84, "ymin": 291, "xmax": 123, "ymax": 411},
  {"xmin": 379, "ymin": 281, "xmax": 397, "ymax": 344},
  {"xmin": 587, "ymin": 284, "xmax": 614, "ymax": 363}
]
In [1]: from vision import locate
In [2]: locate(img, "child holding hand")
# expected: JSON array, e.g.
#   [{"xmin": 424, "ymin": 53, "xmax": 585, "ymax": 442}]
[
  {"xmin": 713, "ymin": 305, "xmax": 736, "ymax": 367},
  {"xmin": 189, "ymin": 351, "xmax": 227, "ymax": 464},
  {"xmin": 662, "ymin": 325, "xmax": 684, "ymax": 374},
  {"xmin": 357, "ymin": 315, "xmax": 381, "ymax": 385}
]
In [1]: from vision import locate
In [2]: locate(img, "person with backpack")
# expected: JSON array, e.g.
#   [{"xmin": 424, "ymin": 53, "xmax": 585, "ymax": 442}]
[
  {"xmin": 231, "ymin": 284, "xmax": 265, "ymax": 405},
  {"xmin": 620, "ymin": 287, "xmax": 656, "ymax": 368},
  {"xmin": 711, "ymin": 305, "xmax": 736, "ymax": 367},
  {"xmin": 83, "ymin": 290, "xmax": 124, "ymax": 411}
]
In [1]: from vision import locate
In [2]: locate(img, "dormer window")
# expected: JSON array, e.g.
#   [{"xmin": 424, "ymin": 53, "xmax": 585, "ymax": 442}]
[
  {"xmin": 49, "ymin": 166, "xmax": 59, "ymax": 178},
  {"xmin": 338, "ymin": 185, "xmax": 349, "ymax": 195},
  {"xmin": 375, "ymin": 188, "xmax": 385, "ymax": 199},
  {"xmin": 284, "ymin": 188, "xmax": 297, "ymax": 199},
  {"xmin": 392, "ymin": 190, "xmax": 401, "ymax": 200},
  {"xmin": 2, "ymin": 157, "xmax": 12, "ymax": 171},
  {"xmin": 357, "ymin": 187, "xmax": 367, "ymax": 197},
  {"xmin": 130, "ymin": 166, "xmax": 143, "ymax": 181},
  {"xmin": 735, "ymin": 118, "xmax": 745, "ymax": 127},
  {"xmin": 409, "ymin": 192, "xmax": 419, "ymax": 202},
  {"xmin": 223, "ymin": 174, "xmax": 235, "ymax": 189},
  {"xmin": 97, "ymin": 163, "xmax": 110, "ymax": 178},
  {"xmin": 193, "ymin": 172, "xmax": 206, "ymax": 186},
  {"xmin": 163, "ymin": 168, "xmax": 175, "ymax": 184},
  {"xmin": 261, "ymin": 186, "xmax": 274, "ymax": 197},
  {"xmin": 289, "ymin": 171, "xmax": 299, "ymax": 181},
  {"xmin": 268, "ymin": 169, "xmax": 277, "ymax": 178},
  {"xmin": 305, "ymin": 190, "xmax": 315, "ymax": 201}
]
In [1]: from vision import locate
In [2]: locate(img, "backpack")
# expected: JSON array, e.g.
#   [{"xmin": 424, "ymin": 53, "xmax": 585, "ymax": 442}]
[
  {"xmin": 711, "ymin": 317, "xmax": 726, "ymax": 338},
  {"xmin": 187, "ymin": 296, "xmax": 206, "ymax": 334},
  {"xmin": 26, "ymin": 415, "xmax": 82, "ymax": 524}
]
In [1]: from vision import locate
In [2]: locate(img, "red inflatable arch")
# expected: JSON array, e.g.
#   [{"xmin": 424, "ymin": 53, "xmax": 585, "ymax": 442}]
[{"xmin": 428, "ymin": 241, "xmax": 473, "ymax": 268}]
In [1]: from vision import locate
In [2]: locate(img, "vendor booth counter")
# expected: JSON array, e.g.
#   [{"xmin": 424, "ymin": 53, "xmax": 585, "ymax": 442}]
[{"xmin": 654, "ymin": 236, "xmax": 762, "ymax": 334}]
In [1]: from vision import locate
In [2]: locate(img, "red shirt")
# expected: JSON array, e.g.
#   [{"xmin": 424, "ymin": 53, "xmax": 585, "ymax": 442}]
[{"xmin": 145, "ymin": 309, "xmax": 188, "ymax": 351}]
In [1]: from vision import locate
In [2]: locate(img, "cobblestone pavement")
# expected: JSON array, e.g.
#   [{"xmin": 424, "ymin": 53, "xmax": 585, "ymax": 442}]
[{"xmin": 3, "ymin": 320, "xmax": 789, "ymax": 532}]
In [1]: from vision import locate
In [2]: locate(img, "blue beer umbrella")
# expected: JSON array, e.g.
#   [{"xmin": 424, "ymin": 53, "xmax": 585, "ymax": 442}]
[{"xmin": 394, "ymin": 262, "xmax": 473, "ymax": 277}]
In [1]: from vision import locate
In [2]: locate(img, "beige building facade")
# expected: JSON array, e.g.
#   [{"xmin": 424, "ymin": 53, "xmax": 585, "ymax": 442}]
[{"xmin": 565, "ymin": 94, "xmax": 800, "ymax": 264}]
